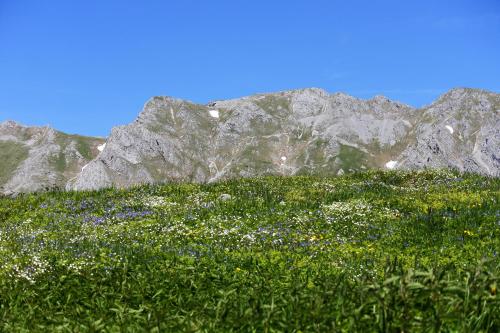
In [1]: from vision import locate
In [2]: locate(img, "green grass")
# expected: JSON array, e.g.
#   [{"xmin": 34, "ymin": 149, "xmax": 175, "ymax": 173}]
[
  {"xmin": 254, "ymin": 95, "xmax": 291, "ymax": 117},
  {"xmin": 0, "ymin": 170, "xmax": 499, "ymax": 332},
  {"xmin": 336, "ymin": 143, "xmax": 370, "ymax": 172},
  {"xmin": 0, "ymin": 140, "xmax": 29, "ymax": 186},
  {"xmin": 55, "ymin": 133, "xmax": 103, "ymax": 161},
  {"xmin": 75, "ymin": 137, "xmax": 93, "ymax": 160},
  {"xmin": 50, "ymin": 151, "xmax": 67, "ymax": 173}
]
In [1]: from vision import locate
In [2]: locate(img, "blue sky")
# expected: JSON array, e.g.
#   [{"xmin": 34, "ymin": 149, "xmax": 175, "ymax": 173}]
[{"xmin": 0, "ymin": 0, "xmax": 499, "ymax": 137}]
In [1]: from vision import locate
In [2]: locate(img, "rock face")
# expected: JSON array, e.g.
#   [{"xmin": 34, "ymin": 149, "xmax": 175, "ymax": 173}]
[
  {"xmin": 397, "ymin": 88, "xmax": 500, "ymax": 174},
  {"xmin": 1, "ymin": 88, "xmax": 498, "ymax": 194},
  {"xmin": 0, "ymin": 121, "xmax": 105, "ymax": 195},
  {"xmin": 67, "ymin": 87, "xmax": 498, "ymax": 191}
]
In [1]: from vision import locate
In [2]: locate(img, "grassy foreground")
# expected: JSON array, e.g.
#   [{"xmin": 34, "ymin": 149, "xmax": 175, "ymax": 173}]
[{"xmin": 0, "ymin": 170, "xmax": 499, "ymax": 332}]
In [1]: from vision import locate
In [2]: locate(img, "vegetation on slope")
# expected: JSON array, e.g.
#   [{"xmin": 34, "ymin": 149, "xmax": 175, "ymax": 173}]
[
  {"xmin": 55, "ymin": 132, "xmax": 103, "ymax": 161},
  {"xmin": 0, "ymin": 170, "xmax": 498, "ymax": 332},
  {"xmin": 0, "ymin": 141, "xmax": 29, "ymax": 186}
]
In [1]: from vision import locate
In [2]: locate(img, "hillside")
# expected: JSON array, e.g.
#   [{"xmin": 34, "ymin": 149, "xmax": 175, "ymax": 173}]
[
  {"xmin": 1, "ymin": 87, "xmax": 498, "ymax": 195},
  {"xmin": 1, "ymin": 170, "xmax": 498, "ymax": 331},
  {"xmin": 0, "ymin": 121, "xmax": 105, "ymax": 195},
  {"xmin": 71, "ymin": 87, "xmax": 499, "ymax": 191}
]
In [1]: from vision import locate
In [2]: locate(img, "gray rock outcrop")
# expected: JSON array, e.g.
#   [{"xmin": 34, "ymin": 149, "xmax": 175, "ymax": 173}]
[
  {"xmin": 0, "ymin": 121, "xmax": 105, "ymax": 195},
  {"xmin": 1, "ymin": 87, "xmax": 498, "ymax": 194},
  {"xmin": 398, "ymin": 88, "xmax": 499, "ymax": 174},
  {"xmin": 67, "ymin": 87, "xmax": 499, "ymax": 191}
]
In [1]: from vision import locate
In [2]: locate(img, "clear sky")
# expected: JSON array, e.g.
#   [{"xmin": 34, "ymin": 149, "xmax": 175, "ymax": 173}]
[{"xmin": 0, "ymin": 0, "xmax": 499, "ymax": 137}]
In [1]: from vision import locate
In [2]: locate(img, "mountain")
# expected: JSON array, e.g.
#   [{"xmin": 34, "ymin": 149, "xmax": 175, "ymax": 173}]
[
  {"xmin": 69, "ymin": 87, "xmax": 499, "ymax": 191},
  {"xmin": 0, "ymin": 121, "xmax": 105, "ymax": 195},
  {"xmin": 1, "ymin": 87, "xmax": 498, "ymax": 194},
  {"xmin": 397, "ymin": 88, "xmax": 499, "ymax": 174}
]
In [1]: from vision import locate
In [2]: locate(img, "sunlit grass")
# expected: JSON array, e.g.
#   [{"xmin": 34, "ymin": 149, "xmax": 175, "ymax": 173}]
[{"xmin": 0, "ymin": 170, "xmax": 498, "ymax": 331}]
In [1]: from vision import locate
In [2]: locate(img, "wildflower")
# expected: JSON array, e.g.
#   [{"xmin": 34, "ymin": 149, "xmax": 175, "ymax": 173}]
[
  {"xmin": 142, "ymin": 196, "xmax": 166, "ymax": 208},
  {"xmin": 463, "ymin": 230, "xmax": 474, "ymax": 236}
]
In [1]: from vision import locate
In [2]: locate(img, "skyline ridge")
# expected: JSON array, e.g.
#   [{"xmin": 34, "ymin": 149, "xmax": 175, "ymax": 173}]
[
  {"xmin": 2, "ymin": 86, "xmax": 497, "ymax": 137},
  {"xmin": 1, "ymin": 0, "xmax": 498, "ymax": 137}
]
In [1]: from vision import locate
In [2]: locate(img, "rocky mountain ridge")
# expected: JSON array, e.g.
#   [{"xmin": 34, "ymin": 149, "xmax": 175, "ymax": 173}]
[
  {"xmin": 1, "ymin": 87, "xmax": 499, "ymax": 194},
  {"xmin": 0, "ymin": 121, "xmax": 105, "ymax": 195}
]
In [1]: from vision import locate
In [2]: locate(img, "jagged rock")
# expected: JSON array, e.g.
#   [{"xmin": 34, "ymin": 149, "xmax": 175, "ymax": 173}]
[
  {"xmin": 398, "ymin": 88, "xmax": 499, "ymax": 175},
  {"xmin": 70, "ymin": 87, "xmax": 499, "ymax": 191},
  {"xmin": 1, "ymin": 87, "xmax": 498, "ymax": 194},
  {"xmin": 0, "ymin": 121, "xmax": 105, "ymax": 194},
  {"xmin": 69, "ymin": 88, "xmax": 417, "ymax": 190}
]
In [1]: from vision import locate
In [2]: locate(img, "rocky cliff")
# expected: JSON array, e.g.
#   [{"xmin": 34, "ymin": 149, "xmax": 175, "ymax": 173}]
[
  {"xmin": 1, "ymin": 88, "xmax": 498, "ymax": 194},
  {"xmin": 397, "ymin": 88, "xmax": 499, "ymax": 174},
  {"xmin": 68, "ymin": 87, "xmax": 498, "ymax": 191},
  {"xmin": 0, "ymin": 121, "xmax": 105, "ymax": 195}
]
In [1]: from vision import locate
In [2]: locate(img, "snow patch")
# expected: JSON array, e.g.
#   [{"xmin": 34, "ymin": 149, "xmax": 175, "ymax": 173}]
[
  {"xmin": 81, "ymin": 164, "xmax": 89, "ymax": 172},
  {"xmin": 445, "ymin": 125, "xmax": 454, "ymax": 134},
  {"xmin": 209, "ymin": 110, "xmax": 220, "ymax": 118},
  {"xmin": 97, "ymin": 143, "xmax": 106, "ymax": 152},
  {"xmin": 385, "ymin": 160, "xmax": 397, "ymax": 169}
]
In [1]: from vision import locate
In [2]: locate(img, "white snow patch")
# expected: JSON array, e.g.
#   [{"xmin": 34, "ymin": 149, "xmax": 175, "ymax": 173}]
[
  {"xmin": 281, "ymin": 156, "xmax": 287, "ymax": 161},
  {"xmin": 445, "ymin": 125, "xmax": 454, "ymax": 134},
  {"xmin": 209, "ymin": 110, "xmax": 220, "ymax": 118},
  {"xmin": 97, "ymin": 143, "xmax": 106, "ymax": 152},
  {"xmin": 385, "ymin": 160, "xmax": 398, "ymax": 169},
  {"xmin": 81, "ymin": 164, "xmax": 89, "ymax": 172}
]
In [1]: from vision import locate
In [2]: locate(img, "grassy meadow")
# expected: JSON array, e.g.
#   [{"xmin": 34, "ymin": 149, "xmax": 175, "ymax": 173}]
[{"xmin": 0, "ymin": 170, "xmax": 499, "ymax": 332}]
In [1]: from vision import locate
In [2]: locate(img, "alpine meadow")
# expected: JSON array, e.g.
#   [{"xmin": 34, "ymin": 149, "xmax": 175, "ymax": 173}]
[
  {"xmin": 0, "ymin": 170, "xmax": 499, "ymax": 331},
  {"xmin": 1, "ymin": 1, "xmax": 500, "ymax": 332}
]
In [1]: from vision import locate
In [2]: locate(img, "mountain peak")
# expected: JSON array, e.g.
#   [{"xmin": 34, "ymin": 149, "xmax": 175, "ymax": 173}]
[
  {"xmin": 2, "ymin": 88, "xmax": 498, "ymax": 194},
  {"xmin": 0, "ymin": 120, "xmax": 23, "ymax": 128},
  {"xmin": 371, "ymin": 95, "xmax": 392, "ymax": 103},
  {"xmin": 0, "ymin": 122, "xmax": 105, "ymax": 194},
  {"xmin": 293, "ymin": 87, "xmax": 329, "ymax": 96},
  {"xmin": 439, "ymin": 87, "xmax": 495, "ymax": 100}
]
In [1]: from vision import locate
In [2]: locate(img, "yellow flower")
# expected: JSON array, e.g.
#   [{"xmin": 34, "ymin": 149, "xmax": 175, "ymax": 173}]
[
  {"xmin": 490, "ymin": 283, "xmax": 497, "ymax": 296},
  {"xmin": 463, "ymin": 230, "xmax": 474, "ymax": 236}
]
